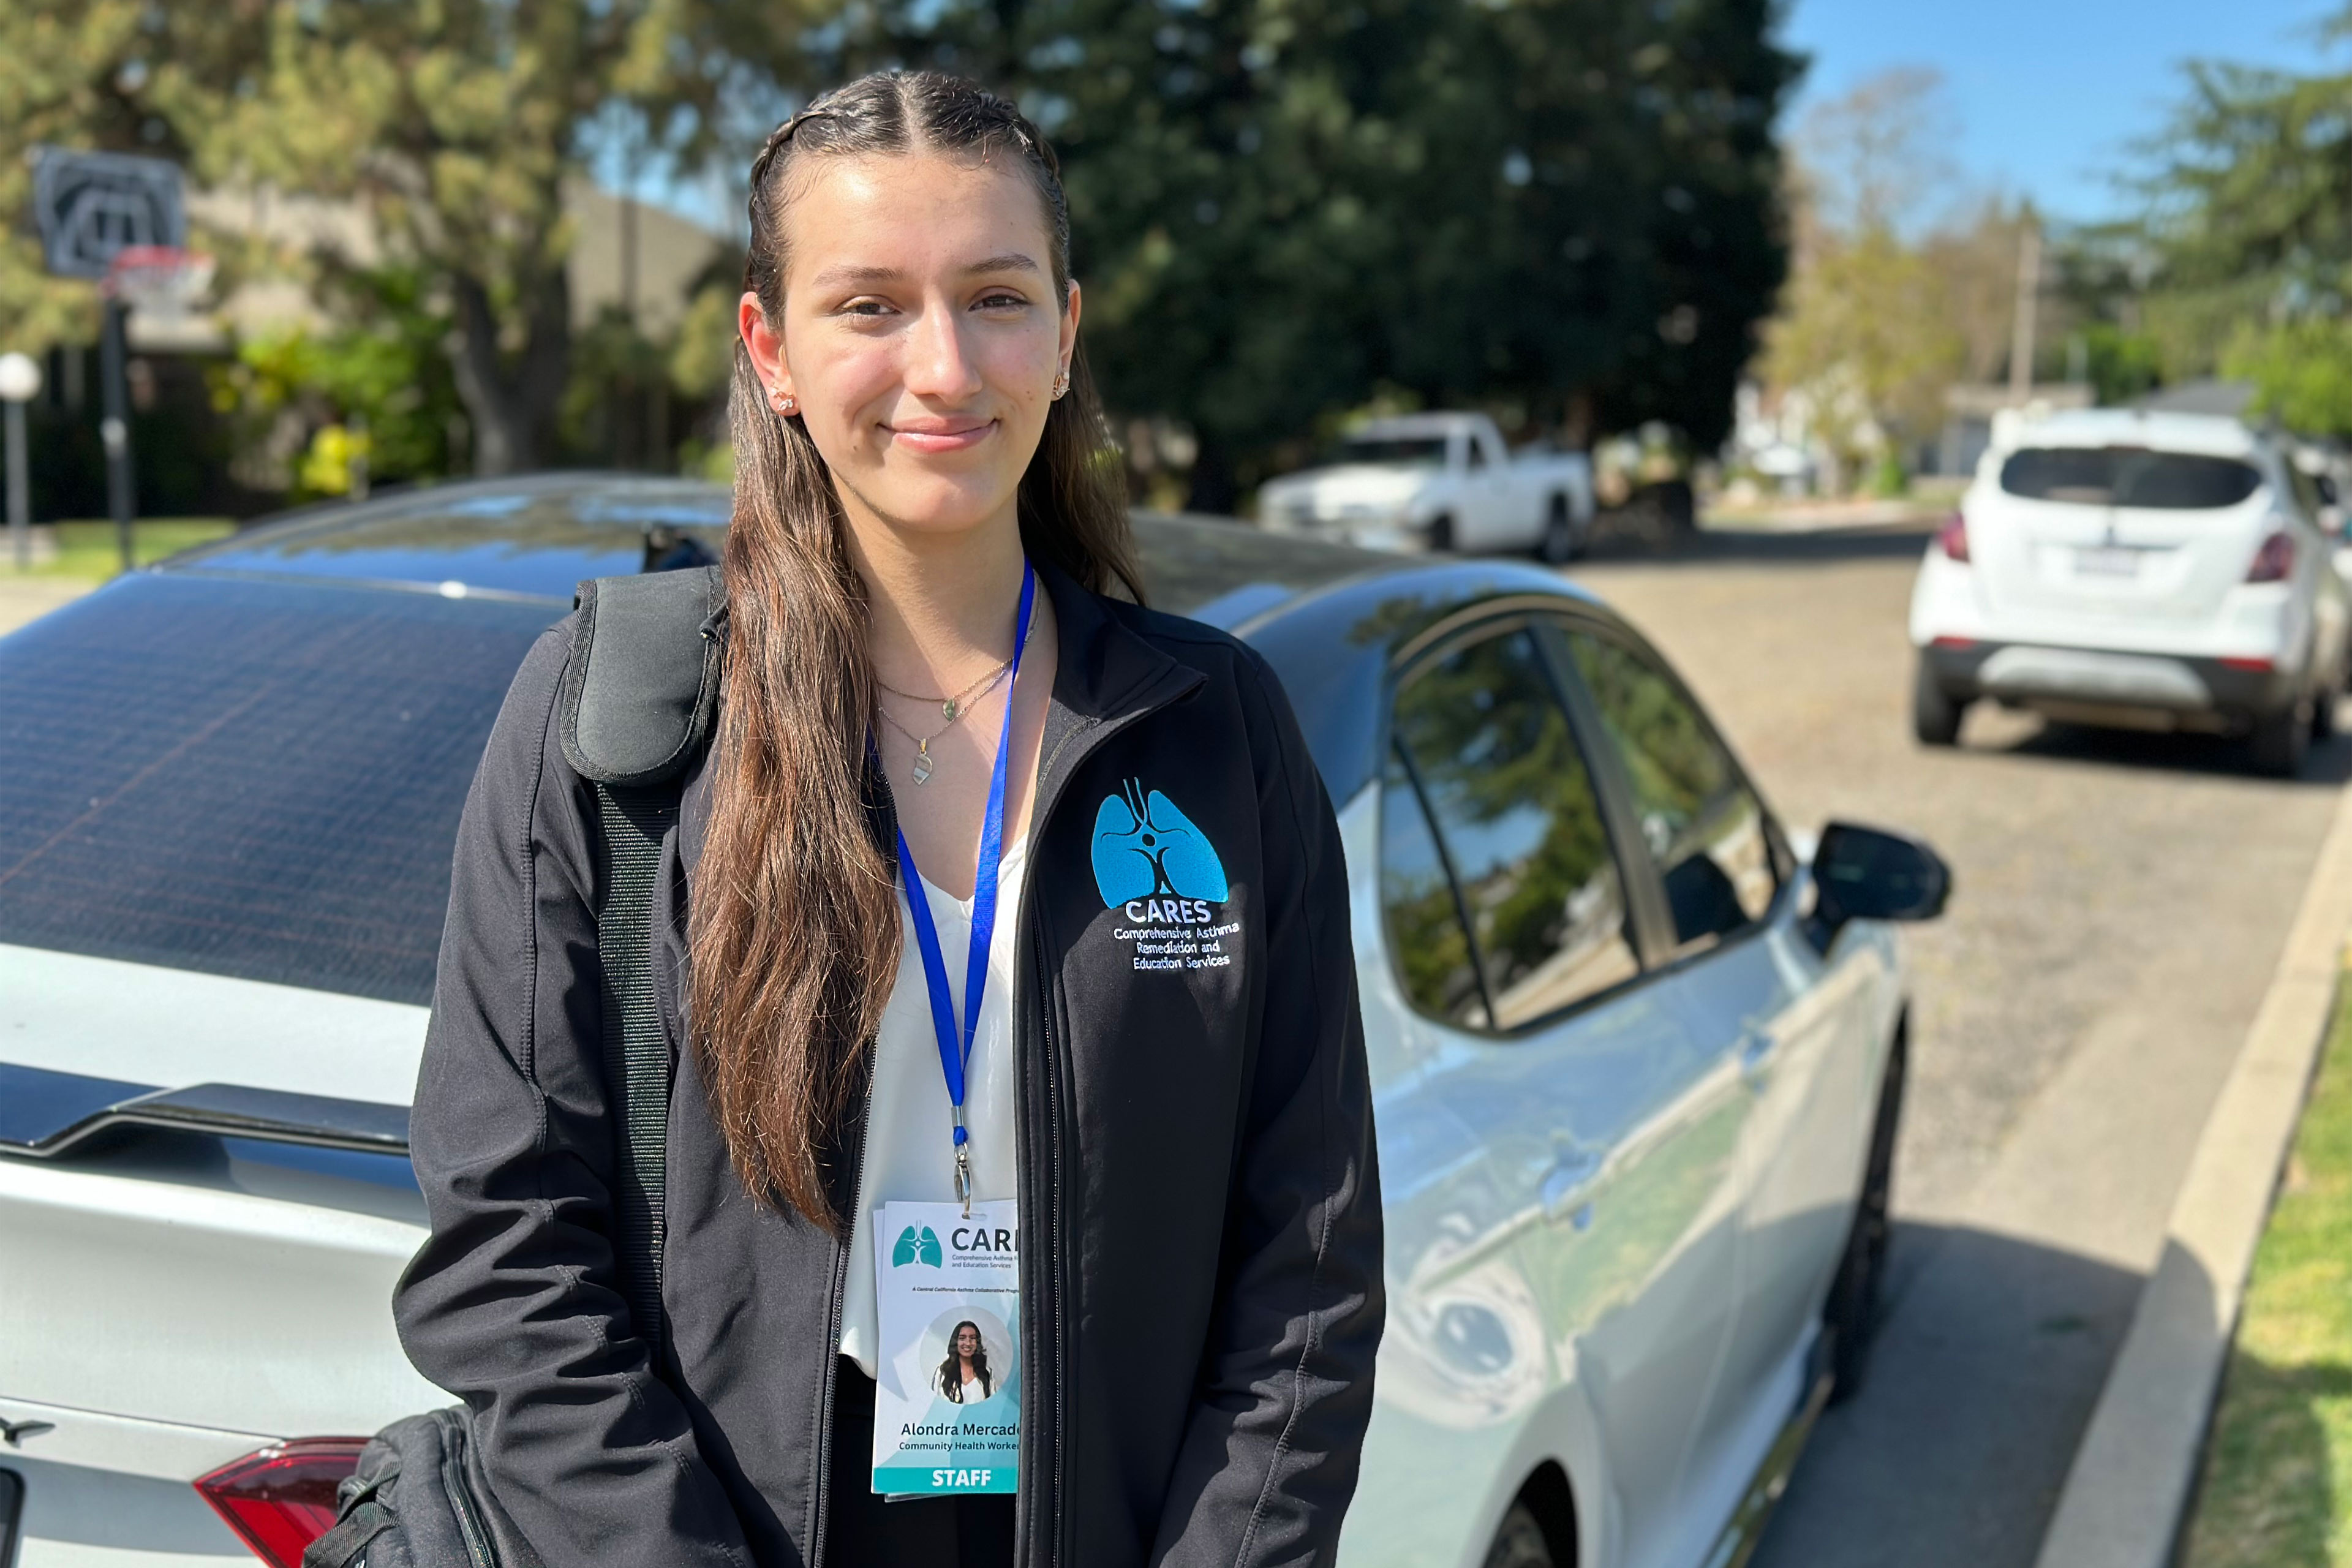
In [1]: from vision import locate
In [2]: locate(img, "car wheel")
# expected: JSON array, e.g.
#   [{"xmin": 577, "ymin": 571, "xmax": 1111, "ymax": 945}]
[
  {"xmin": 1428, "ymin": 513, "xmax": 1457, "ymax": 554},
  {"xmin": 1536, "ymin": 497, "xmax": 1577, "ymax": 566},
  {"xmin": 2315, "ymin": 688, "xmax": 2339, "ymax": 741},
  {"xmin": 1481, "ymin": 1501, "xmax": 1556, "ymax": 1568},
  {"xmin": 1912, "ymin": 659, "xmax": 1964, "ymax": 747},
  {"xmin": 2250, "ymin": 698, "xmax": 2312, "ymax": 777},
  {"xmin": 1824, "ymin": 1030, "xmax": 1904, "ymax": 1406}
]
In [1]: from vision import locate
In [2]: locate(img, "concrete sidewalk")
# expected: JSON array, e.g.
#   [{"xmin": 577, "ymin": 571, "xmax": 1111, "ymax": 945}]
[{"xmin": 2032, "ymin": 773, "xmax": 2352, "ymax": 1568}]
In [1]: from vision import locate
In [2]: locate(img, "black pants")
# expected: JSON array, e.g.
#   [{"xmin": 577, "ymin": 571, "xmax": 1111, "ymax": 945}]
[{"xmin": 827, "ymin": 1357, "xmax": 1017, "ymax": 1567}]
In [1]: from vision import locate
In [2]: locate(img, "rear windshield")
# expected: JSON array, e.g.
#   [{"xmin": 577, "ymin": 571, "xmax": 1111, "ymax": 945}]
[
  {"xmin": 1340, "ymin": 435, "xmax": 1449, "ymax": 469},
  {"xmin": 0, "ymin": 575, "xmax": 556, "ymax": 1005},
  {"xmin": 1999, "ymin": 447, "xmax": 2264, "ymax": 510}
]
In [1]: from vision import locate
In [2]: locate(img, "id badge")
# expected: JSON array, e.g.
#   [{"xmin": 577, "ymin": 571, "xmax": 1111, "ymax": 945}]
[{"xmin": 869, "ymin": 1198, "xmax": 1021, "ymax": 1496}]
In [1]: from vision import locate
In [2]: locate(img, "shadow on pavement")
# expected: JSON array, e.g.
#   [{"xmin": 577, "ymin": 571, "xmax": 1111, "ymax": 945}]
[
  {"xmin": 1574, "ymin": 519, "xmax": 1936, "ymax": 570},
  {"xmin": 1752, "ymin": 1221, "xmax": 2145, "ymax": 1568},
  {"xmin": 1976, "ymin": 720, "xmax": 2352, "ymax": 789}
]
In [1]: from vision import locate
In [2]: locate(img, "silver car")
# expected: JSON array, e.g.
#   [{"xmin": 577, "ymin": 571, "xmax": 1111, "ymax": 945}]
[{"xmin": 0, "ymin": 476, "xmax": 1946, "ymax": 1568}]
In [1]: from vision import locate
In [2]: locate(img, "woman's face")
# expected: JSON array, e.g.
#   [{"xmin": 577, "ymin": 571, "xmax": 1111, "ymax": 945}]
[
  {"xmin": 740, "ymin": 152, "xmax": 1080, "ymax": 545},
  {"xmin": 954, "ymin": 1324, "xmax": 981, "ymax": 1357}
]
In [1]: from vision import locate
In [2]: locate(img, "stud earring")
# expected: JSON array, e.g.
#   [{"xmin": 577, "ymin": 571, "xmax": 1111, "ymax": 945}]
[
  {"xmin": 1050, "ymin": 369, "xmax": 1069, "ymax": 401},
  {"xmin": 771, "ymin": 389, "xmax": 796, "ymax": 414}
]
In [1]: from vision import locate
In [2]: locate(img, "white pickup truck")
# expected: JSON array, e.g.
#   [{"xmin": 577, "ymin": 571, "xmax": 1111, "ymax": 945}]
[{"xmin": 1255, "ymin": 412, "xmax": 1597, "ymax": 562}]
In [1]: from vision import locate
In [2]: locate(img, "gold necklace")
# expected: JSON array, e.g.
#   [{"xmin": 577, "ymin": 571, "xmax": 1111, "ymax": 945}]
[
  {"xmin": 873, "ymin": 614, "xmax": 1036, "ymax": 721},
  {"xmin": 875, "ymin": 665, "xmax": 1015, "ymax": 785}
]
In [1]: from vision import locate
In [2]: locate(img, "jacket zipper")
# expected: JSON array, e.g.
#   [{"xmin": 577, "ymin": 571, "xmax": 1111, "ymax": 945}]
[{"xmin": 1008, "ymin": 671, "xmax": 1203, "ymax": 1567}]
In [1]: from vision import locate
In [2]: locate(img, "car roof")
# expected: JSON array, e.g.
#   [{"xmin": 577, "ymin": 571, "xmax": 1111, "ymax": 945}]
[
  {"xmin": 151, "ymin": 470, "xmax": 1613, "ymax": 802},
  {"xmin": 2002, "ymin": 409, "xmax": 2266, "ymax": 461}
]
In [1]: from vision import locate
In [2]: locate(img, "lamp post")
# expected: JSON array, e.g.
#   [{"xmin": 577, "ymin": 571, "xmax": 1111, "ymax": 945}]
[{"xmin": 0, "ymin": 352, "xmax": 40, "ymax": 571}]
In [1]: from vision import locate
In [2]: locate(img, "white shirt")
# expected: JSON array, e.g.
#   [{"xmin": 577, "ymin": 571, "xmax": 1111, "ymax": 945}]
[{"xmin": 838, "ymin": 844, "xmax": 1027, "ymax": 1376}]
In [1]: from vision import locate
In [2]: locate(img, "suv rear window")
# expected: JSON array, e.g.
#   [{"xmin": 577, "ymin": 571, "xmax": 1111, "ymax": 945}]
[
  {"xmin": 1999, "ymin": 447, "xmax": 2264, "ymax": 510},
  {"xmin": 0, "ymin": 575, "xmax": 556, "ymax": 1005}
]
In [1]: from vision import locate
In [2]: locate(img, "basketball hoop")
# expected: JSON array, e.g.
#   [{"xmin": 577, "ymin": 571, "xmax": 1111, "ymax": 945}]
[{"xmin": 102, "ymin": 244, "xmax": 214, "ymax": 323}]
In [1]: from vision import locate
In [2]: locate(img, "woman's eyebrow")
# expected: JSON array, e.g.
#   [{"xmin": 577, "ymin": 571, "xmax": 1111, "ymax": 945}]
[
  {"xmin": 963, "ymin": 254, "xmax": 1042, "ymax": 277},
  {"xmin": 811, "ymin": 255, "xmax": 1043, "ymax": 290}
]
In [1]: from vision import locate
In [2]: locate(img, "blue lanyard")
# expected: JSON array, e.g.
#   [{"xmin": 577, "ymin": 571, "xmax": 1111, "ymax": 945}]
[{"xmin": 892, "ymin": 562, "xmax": 1036, "ymax": 1211}]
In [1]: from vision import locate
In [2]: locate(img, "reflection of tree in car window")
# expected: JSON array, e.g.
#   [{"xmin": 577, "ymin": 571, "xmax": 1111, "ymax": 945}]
[
  {"xmin": 1387, "ymin": 630, "xmax": 1638, "ymax": 1027},
  {"xmin": 1381, "ymin": 747, "xmax": 1489, "ymax": 1027},
  {"xmin": 1560, "ymin": 629, "xmax": 1778, "ymax": 948}
]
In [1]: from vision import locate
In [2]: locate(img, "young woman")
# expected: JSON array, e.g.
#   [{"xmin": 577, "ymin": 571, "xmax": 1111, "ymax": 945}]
[
  {"xmin": 395, "ymin": 71, "xmax": 1381, "ymax": 1568},
  {"xmin": 940, "ymin": 1322, "xmax": 995, "ymax": 1404}
]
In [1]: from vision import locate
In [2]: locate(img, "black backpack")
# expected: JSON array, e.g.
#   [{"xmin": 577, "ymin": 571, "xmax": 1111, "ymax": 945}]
[{"xmin": 305, "ymin": 567, "xmax": 723, "ymax": 1568}]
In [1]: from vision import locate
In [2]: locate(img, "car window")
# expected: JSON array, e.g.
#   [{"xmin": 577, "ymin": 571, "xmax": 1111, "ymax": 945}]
[
  {"xmin": 0, "ymin": 575, "xmax": 554, "ymax": 1005},
  {"xmin": 1385, "ymin": 627, "xmax": 1640, "ymax": 1030},
  {"xmin": 1998, "ymin": 447, "xmax": 2263, "ymax": 510},
  {"xmin": 1464, "ymin": 435, "xmax": 1487, "ymax": 471},
  {"xmin": 1556, "ymin": 627, "xmax": 1781, "ymax": 950}
]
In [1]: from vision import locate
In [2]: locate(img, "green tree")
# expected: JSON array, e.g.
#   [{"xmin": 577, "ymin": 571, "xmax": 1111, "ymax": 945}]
[
  {"xmin": 0, "ymin": 1, "xmax": 829, "ymax": 475},
  {"xmin": 2128, "ymin": 36, "xmax": 2352, "ymax": 432},
  {"xmin": 821, "ymin": 0, "xmax": 1797, "ymax": 507},
  {"xmin": 190, "ymin": 0, "xmax": 827, "ymax": 474}
]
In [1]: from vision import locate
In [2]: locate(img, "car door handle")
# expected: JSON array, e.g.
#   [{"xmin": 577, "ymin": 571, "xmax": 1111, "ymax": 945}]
[{"xmin": 1540, "ymin": 1146, "xmax": 1606, "ymax": 1227}]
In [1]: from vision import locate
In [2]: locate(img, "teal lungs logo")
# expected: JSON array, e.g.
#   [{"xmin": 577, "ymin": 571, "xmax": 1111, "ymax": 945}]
[
  {"xmin": 1090, "ymin": 781, "xmax": 1229, "ymax": 907},
  {"xmin": 892, "ymin": 1226, "xmax": 943, "ymax": 1268}
]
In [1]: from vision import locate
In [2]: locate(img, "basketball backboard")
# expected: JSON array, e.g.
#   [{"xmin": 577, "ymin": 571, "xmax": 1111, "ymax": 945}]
[{"xmin": 30, "ymin": 146, "xmax": 188, "ymax": 281}]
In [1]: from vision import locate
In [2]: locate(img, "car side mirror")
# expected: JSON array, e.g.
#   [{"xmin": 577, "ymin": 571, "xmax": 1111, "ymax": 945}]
[{"xmin": 1811, "ymin": 822, "xmax": 1951, "ymax": 933}]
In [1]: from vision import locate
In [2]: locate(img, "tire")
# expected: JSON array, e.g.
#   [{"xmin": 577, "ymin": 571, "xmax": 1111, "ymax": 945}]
[
  {"xmin": 1823, "ymin": 1030, "xmax": 1905, "ymax": 1405},
  {"xmin": 1428, "ymin": 513, "xmax": 1457, "ymax": 554},
  {"xmin": 1912, "ymin": 659, "xmax": 1964, "ymax": 747},
  {"xmin": 2250, "ymin": 698, "xmax": 2312, "ymax": 777},
  {"xmin": 2315, "ymin": 687, "xmax": 2339, "ymax": 741},
  {"xmin": 1536, "ymin": 497, "xmax": 1575, "ymax": 566},
  {"xmin": 1480, "ymin": 1502, "xmax": 1556, "ymax": 1568}
]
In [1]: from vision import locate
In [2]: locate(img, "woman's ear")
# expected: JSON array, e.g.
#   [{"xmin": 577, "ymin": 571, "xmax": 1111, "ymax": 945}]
[
  {"xmin": 1058, "ymin": 280, "xmax": 1082, "ymax": 377},
  {"xmin": 739, "ymin": 292, "xmax": 793, "ymax": 405}
]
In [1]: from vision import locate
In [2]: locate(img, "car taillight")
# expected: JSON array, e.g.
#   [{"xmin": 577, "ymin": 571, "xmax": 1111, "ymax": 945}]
[
  {"xmin": 194, "ymin": 1438, "xmax": 367, "ymax": 1567},
  {"xmin": 2247, "ymin": 531, "xmax": 2296, "ymax": 582},
  {"xmin": 1936, "ymin": 511, "xmax": 1970, "ymax": 562}
]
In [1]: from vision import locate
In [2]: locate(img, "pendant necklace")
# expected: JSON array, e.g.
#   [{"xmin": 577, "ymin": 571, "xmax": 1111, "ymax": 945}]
[{"xmin": 874, "ymin": 615, "xmax": 1036, "ymax": 785}]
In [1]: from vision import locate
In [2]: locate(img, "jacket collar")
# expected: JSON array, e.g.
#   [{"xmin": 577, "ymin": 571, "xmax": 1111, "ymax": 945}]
[{"xmin": 1030, "ymin": 559, "xmax": 1205, "ymax": 821}]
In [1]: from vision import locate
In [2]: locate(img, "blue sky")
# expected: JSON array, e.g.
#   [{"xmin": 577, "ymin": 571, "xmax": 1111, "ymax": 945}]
[{"xmin": 1782, "ymin": 0, "xmax": 2342, "ymax": 223}]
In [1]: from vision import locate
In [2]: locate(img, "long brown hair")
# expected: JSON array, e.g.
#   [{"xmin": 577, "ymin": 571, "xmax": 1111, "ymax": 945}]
[{"xmin": 691, "ymin": 72, "xmax": 1143, "ymax": 1231}]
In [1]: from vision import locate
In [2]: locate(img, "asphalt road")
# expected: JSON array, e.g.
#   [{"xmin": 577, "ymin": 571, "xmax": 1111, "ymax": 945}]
[{"xmin": 1569, "ymin": 522, "xmax": 2350, "ymax": 1568}]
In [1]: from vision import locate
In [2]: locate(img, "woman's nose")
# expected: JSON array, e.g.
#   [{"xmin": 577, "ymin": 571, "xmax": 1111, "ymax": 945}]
[{"xmin": 903, "ymin": 303, "xmax": 984, "ymax": 401}]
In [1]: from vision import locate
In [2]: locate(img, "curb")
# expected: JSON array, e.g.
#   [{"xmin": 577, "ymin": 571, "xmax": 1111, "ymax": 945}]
[{"xmin": 2032, "ymin": 775, "xmax": 2352, "ymax": 1568}]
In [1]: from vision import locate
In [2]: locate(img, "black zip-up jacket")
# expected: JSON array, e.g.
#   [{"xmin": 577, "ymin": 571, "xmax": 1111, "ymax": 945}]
[{"xmin": 393, "ymin": 565, "xmax": 1384, "ymax": 1568}]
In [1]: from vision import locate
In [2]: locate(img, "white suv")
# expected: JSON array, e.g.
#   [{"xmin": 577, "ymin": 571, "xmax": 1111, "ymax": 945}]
[{"xmin": 1909, "ymin": 409, "xmax": 2352, "ymax": 774}]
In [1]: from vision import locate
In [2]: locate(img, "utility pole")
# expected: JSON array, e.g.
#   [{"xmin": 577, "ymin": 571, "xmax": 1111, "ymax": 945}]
[{"xmin": 2010, "ymin": 217, "xmax": 2043, "ymax": 402}]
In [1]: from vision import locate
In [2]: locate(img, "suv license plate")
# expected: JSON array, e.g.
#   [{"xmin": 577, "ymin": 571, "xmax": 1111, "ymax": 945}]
[{"xmin": 2075, "ymin": 546, "xmax": 2141, "ymax": 578}]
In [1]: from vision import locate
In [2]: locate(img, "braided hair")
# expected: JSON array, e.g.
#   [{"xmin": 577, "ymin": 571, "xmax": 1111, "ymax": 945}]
[{"xmin": 690, "ymin": 73, "xmax": 1140, "ymax": 1232}]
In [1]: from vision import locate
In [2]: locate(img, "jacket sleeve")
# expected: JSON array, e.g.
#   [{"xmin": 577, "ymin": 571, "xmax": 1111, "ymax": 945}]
[
  {"xmin": 1150, "ymin": 649, "xmax": 1387, "ymax": 1568},
  {"xmin": 393, "ymin": 624, "xmax": 753, "ymax": 1568}
]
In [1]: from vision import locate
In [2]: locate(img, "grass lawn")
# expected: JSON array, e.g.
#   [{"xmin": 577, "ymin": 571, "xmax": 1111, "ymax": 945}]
[
  {"xmin": 2182, "ymin": 978, "xmax": 2352, "ymax": 1567},
  {"xmin": 1, "ymin": 518, "xmax": 236, "ymax": 582}
]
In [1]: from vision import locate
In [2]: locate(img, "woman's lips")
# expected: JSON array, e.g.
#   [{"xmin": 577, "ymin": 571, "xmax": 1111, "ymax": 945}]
[{"xmin": 886, "ymin": 418, "xmax": 996, "ymax": 454}]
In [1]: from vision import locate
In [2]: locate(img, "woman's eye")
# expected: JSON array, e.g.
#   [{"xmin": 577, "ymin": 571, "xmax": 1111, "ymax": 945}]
[
  {"xmin": 842, "ymin": 299, "xmax": 896, "ymax": 317},
  {"xmin": 976, "ymin": 293, "xmax": 1028, "ymax": 311}
]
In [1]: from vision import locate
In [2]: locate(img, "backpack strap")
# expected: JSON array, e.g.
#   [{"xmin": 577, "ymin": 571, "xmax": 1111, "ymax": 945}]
[{"xmin": 559, "ymin": 565, "xmax": 726, "ymax": 1355}]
